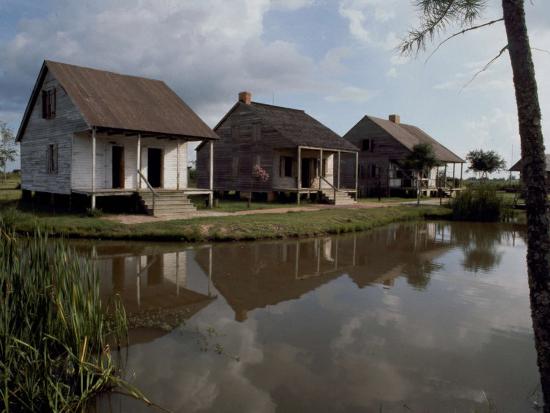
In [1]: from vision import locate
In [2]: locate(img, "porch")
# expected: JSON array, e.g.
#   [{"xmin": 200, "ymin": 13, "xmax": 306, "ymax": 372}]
[
  {"xmin": 387, "ymin": 160, "xmax": 464, "ymax": 196},
  {"xmin": 72, "ymin": 127, "xmax": 215, "ymax": 213},
  {"xmin": 273, "ymin": 145, "xmax": 359, "ymax": 205}
]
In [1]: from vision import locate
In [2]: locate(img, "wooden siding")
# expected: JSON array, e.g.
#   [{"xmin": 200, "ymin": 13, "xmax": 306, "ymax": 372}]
[
  {"xmin": 72, "ymin": 133, "xmax": 188, "ymax": 190},
  {"xmin": 198, "ymin": 104, "xmax": 288, "ymax": 192},
  {"xmin": 342, "ymin": 117, "xmax": 411, "ymax": 194},
  {"xmin": 198, "ymin": 103, "xmax": 337, "ymax": 192},
  {"xmin": 20, "ymin": 71, "xmax": 88, "ymax": 194}
]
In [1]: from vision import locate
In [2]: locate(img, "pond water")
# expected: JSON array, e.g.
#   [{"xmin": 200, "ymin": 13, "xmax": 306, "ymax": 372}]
[{"xmin": 84, "ymin": 221, "xmax": 540, "ymax": 412}]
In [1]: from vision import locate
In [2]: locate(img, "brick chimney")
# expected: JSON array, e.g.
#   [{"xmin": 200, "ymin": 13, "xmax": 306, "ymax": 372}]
[
  {"xmin": 389, "ymin": 114, "xmax": 400, "ymax": 124},
  {"xmin": 239, "ymin": 91, "xmax": 252, "ymax": 105}
]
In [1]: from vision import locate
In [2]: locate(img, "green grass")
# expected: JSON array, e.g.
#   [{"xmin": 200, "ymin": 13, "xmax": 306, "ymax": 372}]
[
  {"xmin": 358, "ymin": 196, "xmax": 423, "ymax": 204},
  {"xmin": 0, "ymin": 174, "xmax": 21, "ymax": 209},
  {"xmin": 0, "ymin": 228, "xmax": 150, "ymax": 412},
  {"xmin": 0, "ymin": 204, "xmax": 452, "ymax": 242},
  {"xmin": 197, "ymin": 199, "xmax": 307, "ymax": 213}
]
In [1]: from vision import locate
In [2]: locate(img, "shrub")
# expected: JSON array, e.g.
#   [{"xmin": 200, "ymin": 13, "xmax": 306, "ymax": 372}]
[
  {"xmin": 451, "ymin": 186, "xmax": 504, "ymax": 222},
  {"xmin": 0, "ymin": 229, "xmax": 149, "ymax": 412},
  {"xmin": 86, "ymin": 207, "xmax": 104, "ymax": 217}
]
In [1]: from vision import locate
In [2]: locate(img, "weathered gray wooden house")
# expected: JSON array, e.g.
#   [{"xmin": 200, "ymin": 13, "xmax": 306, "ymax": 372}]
[
  {"xmin": 342, "ymin": 114, "xmax": 464, "ymax": 197},
  {"xmin": 196, "ymin": 92, "xmax": 359, "ymax": 205},
  {"xmin": 17, "ymin": 60, "xmax": 218, "ymax": 216},
  {"xmin": 509, "ymin": 154, "xmax": 550, "ymax": 190}
]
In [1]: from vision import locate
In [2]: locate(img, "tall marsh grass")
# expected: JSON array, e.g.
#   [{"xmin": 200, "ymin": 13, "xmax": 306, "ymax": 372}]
[
  {"xmin": 451, "ymin": 185, "xmax": 505, "ymax": 222},
  {"xmin": 0, "ymin": 228, "xmax": 150, "ymax": 412}
]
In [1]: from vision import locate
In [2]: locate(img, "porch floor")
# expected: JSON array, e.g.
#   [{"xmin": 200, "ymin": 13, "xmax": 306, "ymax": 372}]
[{"xmin": 72, "ymin": 188, "xmax": 213, "ymax": 197}]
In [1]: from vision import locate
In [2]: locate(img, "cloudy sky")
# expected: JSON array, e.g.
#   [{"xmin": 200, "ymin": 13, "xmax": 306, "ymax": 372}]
[{"xmin": 1, "ymin": 0, "xmax": 549, "ymax": 172}]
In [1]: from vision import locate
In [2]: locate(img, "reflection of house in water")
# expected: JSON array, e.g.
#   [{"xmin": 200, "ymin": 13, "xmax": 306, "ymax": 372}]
[
  {"xmin": 195, "ymin": 237, "xmax": 356, "ymax": 321},
  {"xmin": 194, "ymin": 222, "xmax": 453, "ymax": 322},
  {"xmin": 346, "ymin": 222, "xmax": 452, "ymax": 290},
  {"xmin": 75, "ymin": 243, "xmax": 217, "ymax": 341}
]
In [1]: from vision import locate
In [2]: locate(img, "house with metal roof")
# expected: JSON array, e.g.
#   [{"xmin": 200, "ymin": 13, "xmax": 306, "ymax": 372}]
[
  {"xmin": 196, "ymin": 92, "xmax": 359, "ymax": 205},
  {"xmin": 509, "ymin": 154, "xmax": 550, "ymax": 190},
  {"xmin": 342, "ymin": 114, "xmax": 465, "ymax": 197},
  {"xmin": 17, "ymin": 60, "xmax": 218, "ymax": 215}
]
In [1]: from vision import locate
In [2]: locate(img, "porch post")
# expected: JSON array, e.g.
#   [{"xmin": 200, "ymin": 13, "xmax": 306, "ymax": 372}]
[
  {"xmin": 337, "ymin": 151, "xmax": 341, "ymax": 190},
  {"xmin": 136, "ymin": 133, "xmax": 141, "ymax": 190},
  {"xmin": 452, "ymin": 162, "xmax": 456, "ymax": 188},
  {"xmin": 91, "ymin": 127, "xmax": 96, "ymax": 209},
  {"xmin": 176, "ymin": 139, "xmax": 180, "ymax": 190},
  {"xmin": 209, "ymin": 141, "xmax": 214, "ymax": 208},
  {"xmin": 319, "ymin": 148, "xmax": 323, "ymax": 190},
  {"xmin": 444, "ymin": 163, "xmax": 447, "ymax": 191},
  {"xmin": 460, "ymin": 163, "xmax": 463, "ymax": 187},
  {"xmin": 355, "ymin": 151, "xmax": 359, "ymax": 200},
  {"xmin": 297, "ymin": 146, "xmax": 301, "ymax": 205}
]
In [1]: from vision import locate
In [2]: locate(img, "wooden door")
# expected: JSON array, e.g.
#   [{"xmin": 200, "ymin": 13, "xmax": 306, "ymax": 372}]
[
  {"xmin": 112, "ymin": 146, "xmax": 125, "ymax": 188},
  {"xmin": 301, "ymin": 158, "xmax": 311, "ymax": 188},
  {"xmin": 147, "ymin": 148, "xmax": 163, "ymax": 188}
]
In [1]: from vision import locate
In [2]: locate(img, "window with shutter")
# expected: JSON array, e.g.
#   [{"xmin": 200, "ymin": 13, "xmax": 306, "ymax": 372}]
[
  {"xmin": 46, "ymin": 144, "xmax": 58, "ymax": 174},
  {"xmin": 280, "ymin": 156, "xmax": 293, "ymax": 177},
  {"xmin": 232, "ymin": 157, "xmax": 239, "ymax": 177},
  {"xmin": 42, "ymin": 88, "xmax": 57, "ymax": 119}
]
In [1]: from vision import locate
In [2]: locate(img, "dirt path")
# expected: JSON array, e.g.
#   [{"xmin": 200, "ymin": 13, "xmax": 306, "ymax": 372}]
[{"xmin": 102, "ymin": 200, "xmax": 444, "ymax": 225}]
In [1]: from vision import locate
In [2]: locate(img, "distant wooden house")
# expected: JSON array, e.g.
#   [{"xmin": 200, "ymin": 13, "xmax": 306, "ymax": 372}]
[
  {"xmin": 17, "ymin": 60, "xmax": 218, "ymax": 216},
  {"xmin": 342, "ymin": 114, "xmax": 465, "ymax": 197},
  {"xmin": 196, "ymin": 92, "xmax": 359, "ymax": 205},
  {"xmin": 509, "ymin": 154, "xmax": 550, "ymax": 190}
]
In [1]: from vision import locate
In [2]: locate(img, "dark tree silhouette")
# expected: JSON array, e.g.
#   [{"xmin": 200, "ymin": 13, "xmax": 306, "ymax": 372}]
[
  {"xmin": 405, "ymin": 143, "xmax": 439, "ymax": 206},
  {"xmin": 466, "ymin": 149, "xmax": 507, "ymax": 179}
]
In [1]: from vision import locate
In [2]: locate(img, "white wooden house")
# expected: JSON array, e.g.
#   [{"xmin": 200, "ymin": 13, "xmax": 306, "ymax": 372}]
[{"xmin": 16, "ymin": 60, "xmax": 218, "ymax": 215}]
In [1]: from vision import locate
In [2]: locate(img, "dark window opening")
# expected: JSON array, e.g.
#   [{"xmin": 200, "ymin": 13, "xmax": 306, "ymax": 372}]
[
  {"xmin": 42, "ymin": 88, "xmax": 56, "ymax": 119},
  {"xmin": 368, "ymin": 164, "xmax": 379, "ymax": 178},
  {"xmin": 280, "ymin": 156, "xmax": 293, "ymax": 177},
  {"xmin": 362, "ymin": 139, "xmax": 374, "ymax": 152}
]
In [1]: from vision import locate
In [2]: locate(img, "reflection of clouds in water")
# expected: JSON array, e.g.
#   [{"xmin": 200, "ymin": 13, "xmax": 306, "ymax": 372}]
[
  {"xmin": 92, "ymin": 223, "xmax": 536, "ymax": 412},
  {"xmin": 117, "ymin": 303, "xmax": 276, "ymax": 413}
]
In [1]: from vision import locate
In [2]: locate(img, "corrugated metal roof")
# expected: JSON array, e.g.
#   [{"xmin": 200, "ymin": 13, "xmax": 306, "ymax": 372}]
[
  {"xmin": 510, "ymin": 154, "xmax": 550, "ymax": 171},
  {"xmin": 19, "ymin": 60, "xmax": 218, "ymax": 140},
  {"xmin": 368, "ymin": 116, "xmax": 464, "ymax": 163},
  {"xmin": 249, "ymin": 102, "xmax": 359, "ymax": 151}
]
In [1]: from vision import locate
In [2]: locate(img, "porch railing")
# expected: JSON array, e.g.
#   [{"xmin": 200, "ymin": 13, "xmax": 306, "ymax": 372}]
[
  {"xmin": 137, "ymin": 169, "xmax": 158, "ymax": 212},
  {"xmin": 321, "ymin": 177, "xmax": 337, "ymax": 201}
]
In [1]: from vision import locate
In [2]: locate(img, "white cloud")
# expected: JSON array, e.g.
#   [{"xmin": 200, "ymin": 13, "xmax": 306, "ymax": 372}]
[
  {"xmin": 338, "ymin": 0, "xmax": 405, "ymax": 50},
  {"xmin": 325, "ymin": 86, "xmax": 375, "ymax": 103},
  {"xmin": 0, "ymin": 0, "xmax": 316, "ymax": 129},
  {"xmin": 270, "ymin": 0, "xmax": 314, "ymax": 10},
  {"xmin": 386, "ymin": 67, "xmax": 398, "ymax": 78},
  {"xmin": 320, "ymin": 47, "xmax": 353, "ymax": 75}
]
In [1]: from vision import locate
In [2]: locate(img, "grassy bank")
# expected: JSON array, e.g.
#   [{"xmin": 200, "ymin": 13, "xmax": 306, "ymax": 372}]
[
  {"xmin": 0, "ymin": 205, "xmax": 451, "ymax": 242},
  {"xmin": 0, "ymin": 229, "xmax": 149, "ymax": 411}
]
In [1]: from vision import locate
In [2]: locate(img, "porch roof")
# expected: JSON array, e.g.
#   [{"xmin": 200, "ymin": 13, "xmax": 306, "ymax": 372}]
[{"xmin": 509, "ymin": 154, "xmax": 550, "ymax": 172}]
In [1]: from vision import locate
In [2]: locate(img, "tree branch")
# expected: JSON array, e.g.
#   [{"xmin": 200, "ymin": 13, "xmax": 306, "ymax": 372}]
[
  {"xmin": 425, "ymin": 18, "xmax": 504, "ymax": 63},
  {"xmin": 400, "ymin": 0, "xmax": 456, "ymax": 56},
  {"xmin": 532, "ymin": 47, "xmax": 550, "ymax": 55},
  {"xmin": 461, "ymin": 44, "xmax": 509, "ymax": 91}
]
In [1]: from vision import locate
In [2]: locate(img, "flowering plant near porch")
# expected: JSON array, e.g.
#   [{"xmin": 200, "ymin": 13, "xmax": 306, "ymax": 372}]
[{"xmin": 252, "ymin": 164, "xmax": 270, "ymax": 183}]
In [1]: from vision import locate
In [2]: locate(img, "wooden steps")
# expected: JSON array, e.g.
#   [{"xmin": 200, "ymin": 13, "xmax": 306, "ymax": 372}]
[
  {"xmin": 320, "ymin": 189, "xmax": 357, "ymax": 205},
  {"xmin": 138, "ymin": 191, "xmax": 197, "ymax": 217}
]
